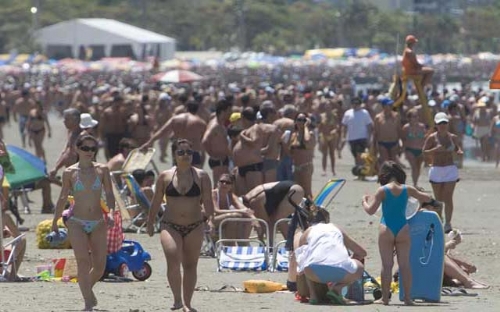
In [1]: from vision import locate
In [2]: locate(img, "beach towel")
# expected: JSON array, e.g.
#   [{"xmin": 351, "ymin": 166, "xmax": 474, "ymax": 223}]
[{"xmin": 107, "ymin": 210, "xmax": 124, "ymax": 254}]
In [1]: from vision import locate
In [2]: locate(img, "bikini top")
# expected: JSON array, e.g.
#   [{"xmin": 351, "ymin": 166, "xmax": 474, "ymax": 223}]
[
  {"xmin": 165, "ymin": 168, "xmax": 201, "ymax": 197},
  {"xmin": 73, "ymin": 169, "xmax": 102, "ymax": 192},
  {"xmin": 436, "ymin": 134, "xmax": 455, "ymax": 152},
  {"xmin": 407, "ymin": 130, "xmax": 425, "ymax": 140}
]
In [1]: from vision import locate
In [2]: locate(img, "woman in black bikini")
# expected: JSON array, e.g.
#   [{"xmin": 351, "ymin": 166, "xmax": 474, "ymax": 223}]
[
  {"xmin": 402, "ymin": 109, "xmax": 426, "ymax": 188},
  {"xmin": 26, "ymin": 101, "xmax": 51, "ymax": 162},
  {"xmin": 242, "ymin": 181, "xmax": 304, "ymax": 247},
  {"xmin": 147, "ymin": 138, "xmax": 214, "ymax": 312}
]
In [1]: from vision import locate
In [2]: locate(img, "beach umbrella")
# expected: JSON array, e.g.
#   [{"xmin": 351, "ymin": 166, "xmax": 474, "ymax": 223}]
[
  {"xmin": 4, "ymin": 145, "xmax": 47, "ymax": 189},
  {"xmin": 153, "ymin": 70, "xmax": 204, "ymax": 83}
]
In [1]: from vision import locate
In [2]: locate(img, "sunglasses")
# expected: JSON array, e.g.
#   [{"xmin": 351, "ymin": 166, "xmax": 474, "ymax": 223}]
[
  {"xmin": 219, "ymin": 180, "xmax": 232, "ymax": 185},
  {"xmin": 296, "ymin": 118, "xmax": 307, "ymax": 122},
  {"xmin": 79, "ymin": 145, "xmax": 97, "ymax": 152},
  {"xmin": 176, "ymin": 149, "xmax": 194, "ymax": 156}
]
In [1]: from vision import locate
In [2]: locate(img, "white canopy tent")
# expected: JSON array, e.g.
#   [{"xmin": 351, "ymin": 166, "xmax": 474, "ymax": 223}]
[{"xmin": 35, "ymin": 18, "xmax": 176, "ymax": 60}]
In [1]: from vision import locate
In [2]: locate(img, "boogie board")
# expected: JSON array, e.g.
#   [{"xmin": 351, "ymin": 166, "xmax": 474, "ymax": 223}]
[{"xmin": 399, "ymin": 210, "xmax": 444, "ymax": 302}]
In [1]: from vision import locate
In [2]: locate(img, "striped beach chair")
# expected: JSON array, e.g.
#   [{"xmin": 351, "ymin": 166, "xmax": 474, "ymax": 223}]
[{"xmin": 215, "ymin": 218, "xmax": 269, "ymax": 272}]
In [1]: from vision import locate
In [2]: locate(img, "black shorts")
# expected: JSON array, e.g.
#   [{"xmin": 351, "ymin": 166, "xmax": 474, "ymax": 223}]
[
  {"xmin": 208, "ymin": 157, "xmax": 229, "ymax": 169},
  {"xmin": 238, "ymin": 162, "xmax": 263, "ymax": 177},
  {"xmin": 349, "ymin": 139, "xmax": 368, "ymax": 157}
]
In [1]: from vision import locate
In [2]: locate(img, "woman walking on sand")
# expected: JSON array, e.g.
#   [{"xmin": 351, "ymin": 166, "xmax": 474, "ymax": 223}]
[
  {"xmin": 289, "ymin": 113, "xmax": 316, "ymax": 198},
  {"xmin": 147, "ymin": 138, "xmax": 214, "ymax": 312},
  {"xmin": 52, "ymin": 135, "xmax": 115, "ymax": 312},
  {"xmin": 26, "ymin": 100, "xmax": 51, "ymax": 162},
  {"xmin": 423, "ymin": 112, "xmax": 462, "ymax": 233},
  {"xmin": 401, "ymin": 109, "xmax": 426, "ymax": 188}
]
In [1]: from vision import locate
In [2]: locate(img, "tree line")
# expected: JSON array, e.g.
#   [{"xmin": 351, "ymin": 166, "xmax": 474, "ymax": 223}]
[{"xmin": 1, "ymin": 0, "xmax": 500, "ymax": 55}]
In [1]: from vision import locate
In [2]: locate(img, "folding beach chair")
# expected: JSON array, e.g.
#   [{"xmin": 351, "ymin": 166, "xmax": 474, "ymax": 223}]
[
  {"xmin": 215, "ymin": 218, "xmax": 270, "ymax": 272},
  {"xmin": 122, "ymin": 174, "xmax": 164, "ymax": 233},
  {"xmin": 270, "ymin": 179, "xmax": 346, "ymax": 272},
  {"xmin": 0, "ymin": 233, "xmax": 26, "ymax": 281}
]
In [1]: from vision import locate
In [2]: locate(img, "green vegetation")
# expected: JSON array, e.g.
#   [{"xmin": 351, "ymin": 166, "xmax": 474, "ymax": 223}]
[{"xmin": 2, "ymin": 0, "xmax": 500, "ymax": 54}]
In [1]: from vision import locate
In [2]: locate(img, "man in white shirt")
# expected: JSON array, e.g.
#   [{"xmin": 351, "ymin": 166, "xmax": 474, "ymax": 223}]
[{"xmin": 341, "ymin": 97, "xmax": 373, "ymax": 165}]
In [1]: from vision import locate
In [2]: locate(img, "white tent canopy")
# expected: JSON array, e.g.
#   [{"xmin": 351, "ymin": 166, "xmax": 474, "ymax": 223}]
[{"xmin": 35, "ymin": 18, "xmax": 176, "ymax": 60}]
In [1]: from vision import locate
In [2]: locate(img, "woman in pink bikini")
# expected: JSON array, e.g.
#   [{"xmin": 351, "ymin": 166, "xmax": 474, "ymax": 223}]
[{"xmin": 52, "ymin": 135, "xmax": 115, "ymax": 311}]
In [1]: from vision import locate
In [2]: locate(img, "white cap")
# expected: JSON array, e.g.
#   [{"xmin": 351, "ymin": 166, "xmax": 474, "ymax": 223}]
[
  {"xmin": 159, "ymin": 92, "xmax": 171, "ymax": 101},
  {"xmin": 434, "ymin": 112, "xmax": 449, "ymax": 124},
  {"xmin": 409, "ymin": 94, "xmax": 419, "ymax": 101},
  {"xmin": 79, "ymin": 113, "xmax": 99, "ymax": 129},
  {"xmin": 428, "ymin": 99, "xmax": 436, "ymax": 107}
]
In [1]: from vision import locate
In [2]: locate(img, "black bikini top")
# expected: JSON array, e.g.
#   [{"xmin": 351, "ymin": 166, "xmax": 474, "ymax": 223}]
[{"xmin": 165, "ymin": 168, "xmax": 201, "ymax": 197}]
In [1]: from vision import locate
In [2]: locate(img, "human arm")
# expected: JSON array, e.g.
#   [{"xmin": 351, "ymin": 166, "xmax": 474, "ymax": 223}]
[
  {"xmin": 147, "ymin": 171, "xmax": 168, "ymax": 236},
  {"xmin": 101, "ymin": 165, "xmax": 115, "ymax": 212},
  {"xmin": 200, "ymin": 170, "xmax": 215, "ymax": 229},
  {"xmin": 298, "ymin": 227, "xmax": 312, "ymax": 247},
  {"xmin": 49, "ymin": 145, "xmax": 71, "ymax": 178},
  {"xmin": 141, "ymin": 118, "xmax": 173, "ymax": 149},
  {"xmin": 51, "ymin": 169, "xmax": 72, "ymax": 232},
  {"xmin": 261, "ymin": 128, "xmax": 281, "ymax": 156},
  {"xmin": 339, "ymin": 226, "xmax": 367, "ymax": 261},
  {"xmin": 422, "ymin": 133, "xmax": 442, "ymax": 155},
  {"xmin": 230, "ymin": 193, "xmax": 255, "ymax": 216},
  {"xmin": 239, "ymin": 128, "xmax": 258, "ymax": 145},
  {"xmin": 362, "ymin": 187, "xmax": 384, "ymax": 215},
  {"xmin": 406, "ymin": 185, "xmax": 442, "ymax": 209}
]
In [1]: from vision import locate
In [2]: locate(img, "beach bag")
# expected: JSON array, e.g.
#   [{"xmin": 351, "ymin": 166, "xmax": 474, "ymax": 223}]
[{"xmin": 107, "ymin": 210, "xmax": 124, "ymax": 254}]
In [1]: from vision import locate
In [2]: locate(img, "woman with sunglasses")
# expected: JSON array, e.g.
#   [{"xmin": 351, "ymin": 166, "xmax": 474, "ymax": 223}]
[
  {"xmin": 289, "ymin": 113, "xmax": 316, "ymax": 198},
  {"xmin": 51, "ymin": 135, "xmax": 115, "ymax": 311},
  {"xmin": 212, "ymin": 173, "xmax": 256, "ymax": 241},
  {"xmin": 147, "ymin": 138, "xmax": 214, "ymax": 312},
  {"xmin": 423, "ymin": 112, "xmax": 463, "ymax": 233},
  {"xmin": 402, "ymin": 108, "xmax": 426, "ymax": 189}
]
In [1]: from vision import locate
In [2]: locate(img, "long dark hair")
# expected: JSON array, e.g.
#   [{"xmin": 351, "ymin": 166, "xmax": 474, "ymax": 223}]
[{"xmin": 378, "ymin": 161, "xmax": 406, "ymax": 185}]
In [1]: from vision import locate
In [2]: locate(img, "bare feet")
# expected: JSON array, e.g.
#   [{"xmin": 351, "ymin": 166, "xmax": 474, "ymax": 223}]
[
  {"xmin": 91, "ymin": 291, "xmax": 98, "ymax": 308},
  {"xmin": 171, "ymin": 302, "xmax": 183, "ymax": 310},
  {"xmin": 183, "ymin": 306, "xmax": 197, "ymax": 312},
  {"xmin": 374, "ymin": 299, "xmax": 389, "ymax": 305},
  {"xmin": 321, "ymin": 172, "xmax": 327, "ymax": 176},
  {"xmin": 467, "ymin": 280, "xmax": 490, "ymax": 289},
  {"xmin": 404, "ymin": 299, "xmax": 415, "ymax": 306}
]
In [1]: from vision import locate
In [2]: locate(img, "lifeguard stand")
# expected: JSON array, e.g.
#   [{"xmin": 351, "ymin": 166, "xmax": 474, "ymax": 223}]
[{"xmin": 393, "ymin": 73, "xmax": 434, "ymax": 128}]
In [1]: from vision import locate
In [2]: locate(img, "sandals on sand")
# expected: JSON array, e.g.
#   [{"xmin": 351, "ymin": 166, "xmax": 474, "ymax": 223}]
[{"xmin": 442, "ymin": 287, "xmax": 478, "ymax": 297}]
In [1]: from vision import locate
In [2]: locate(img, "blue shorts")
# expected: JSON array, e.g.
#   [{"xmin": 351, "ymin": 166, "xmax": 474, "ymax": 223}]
[{"xmin": 307, "ymin": 264, "xmax": 348, "ymax": 284}]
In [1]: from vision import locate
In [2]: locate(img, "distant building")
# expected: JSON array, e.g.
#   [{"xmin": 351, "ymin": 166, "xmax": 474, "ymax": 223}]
[{"xmin": 35, "ymin": 18, "xmax": 176, "ymax": 60}]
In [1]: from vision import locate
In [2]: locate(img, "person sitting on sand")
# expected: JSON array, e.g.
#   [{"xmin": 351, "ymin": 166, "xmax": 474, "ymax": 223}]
[
  {"xmin": 443, "ymin": 230, "xmax": 489, "ymax": 289},
  {"xmin": 294, "ymin": 208, "xmax": 367, "ymax": 305},
  {"xmin": 1, "ymin": 209, "xmax": 27, "ymax": 281}
]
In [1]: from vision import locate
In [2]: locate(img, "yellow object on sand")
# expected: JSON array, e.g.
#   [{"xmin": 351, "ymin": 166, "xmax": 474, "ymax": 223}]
[{"xmin": 243, "ymin": 280, "xmax": 286, "ymax": 293}]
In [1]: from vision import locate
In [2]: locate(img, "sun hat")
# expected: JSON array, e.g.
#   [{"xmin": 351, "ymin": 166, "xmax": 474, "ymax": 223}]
[
  {"xmin": 229, "ymin": 112, "xmax": 241, "ymax": 123},
  {"xmin": 405, "ymin": 35, "xmax": 418, "ymax": 44},
  {"xmin": 79, "ymin": 113, "xmax": 99, "ymax": 129},
  {"xmin": 434, "ymin": 112, "xmax": 449, "ymax": 124}
]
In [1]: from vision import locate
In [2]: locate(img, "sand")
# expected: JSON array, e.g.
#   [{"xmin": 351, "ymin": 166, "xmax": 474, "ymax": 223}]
[{"xmin": 0, "ymin": 111, "xmax": 498, "ymax": 312}]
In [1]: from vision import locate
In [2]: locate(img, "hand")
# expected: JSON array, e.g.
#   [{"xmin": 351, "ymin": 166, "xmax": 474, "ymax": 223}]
[
  {"xmin": 147, "ymin": 222, "xmax": 155, "ymax": 237},
  {"xmin": 49, "ymin": 169, "xmax": 57, "ymax": 179},
  {"xmin": 362, "ymin": 195, "xmax": 371, "ymax": 203},
  {"xmin": 106, "ymin": 214, "xmax": 115, "ymax": 228},
  {"xmin": 207, "ymin": 221, "xmax": 215, "ymax": 236},
  {"xmin": 456, "ymin": 149, "xmax": 463, "ymax": 155},
  {"xmin": 51, "ymin": 221, "xmax": 59, "ymax": 234},
  {"xmin": 140, "ymin": 143, "xmax": 151, "ymax": 152}
]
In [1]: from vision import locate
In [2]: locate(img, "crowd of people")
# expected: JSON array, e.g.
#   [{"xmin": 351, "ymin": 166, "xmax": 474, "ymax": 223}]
[{"xmin": 0, "ymin": 45, "xmax": 497, "ymax": 310}]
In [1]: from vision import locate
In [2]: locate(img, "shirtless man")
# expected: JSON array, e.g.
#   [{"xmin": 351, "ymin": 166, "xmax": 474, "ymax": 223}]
[
  {"xmin": 374, "ymin": 98, "xmax": 402, "ymax": 164},
  {"xmin": 101, "ymin": 95, "xmax": 130, "ymax": 160},
  {"xmin": 472, "ymin": 101, "xmax": 493, "ymax": 161},
  {"xmin": 154, "ymin": 93, "xmax": 174, "ymax": 162},
  {"xmin": 142, "ymin": 101, "xmax": 207, "ymax": 168},
  {"xmin": 12, "ymin": 89, "xmax": 36, "ymax": 147},
  {"xmin": 128, "ymin": 101, "xmax": 153, "ymax": 146},
  {"xmin": 232, "ymin": 107, "xmax": 265, "ymax": 195},
  {"xmin": 106, "ymin": 138, "xmax": 137, "ymax": 173},
  {"xmin": 274, "ymin": 105, "xmax": 297, "ymax": 181},
  {"xmin": 259, "ymin": 101, "xmax": 281, "ymax": 183},
  {"xmin": 202, "ymin": 99, "xmax": 232, "ymax": 184},
  {"xmin": 49, "ymin": 108, "xmax": 81, "ymax": 180},
  {"xmin": 402, "ymin": 35, "xmax": 434, "ymax": 89}
]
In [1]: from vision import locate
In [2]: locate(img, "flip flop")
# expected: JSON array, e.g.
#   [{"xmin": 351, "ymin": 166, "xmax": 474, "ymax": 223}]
[
  {"xmin": 326, "ymin": 290, "xmax": 345, "ymax": 305},
  {"xmin": 442, "ymin": 288, "xmax": 478, "ymax": 297}
]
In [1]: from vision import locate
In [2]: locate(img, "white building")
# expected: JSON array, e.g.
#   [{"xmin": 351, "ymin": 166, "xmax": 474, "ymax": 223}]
[{"xmin": 35, "ymin": 18, "xmax": 176, "ymax": 60}]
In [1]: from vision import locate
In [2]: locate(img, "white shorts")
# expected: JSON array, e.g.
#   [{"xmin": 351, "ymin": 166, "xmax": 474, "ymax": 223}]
[{"xmin": 429, "ymin": 165, "xmax": 459, "ymax": 183}]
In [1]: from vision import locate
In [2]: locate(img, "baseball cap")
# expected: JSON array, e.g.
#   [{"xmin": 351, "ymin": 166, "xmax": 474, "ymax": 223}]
[
  {"xmin": 428, "ymin": 100, "xmax": 437, "ymax": 107},
  {"xmin": 229, "ymin": 112, "xmax": 241, "ymax": 123},
  {"xmin": 406, "ymin": 35, "xmax": 418, "ymax": 44},
  {"xmin": 441, "ymin": 100, "xmax": 450, "ymax": 109},
  {"xmin": 434, "ymin": 112, "xmax": 449, "ymax": 124},
  {"xmin": 380, "ymin": 98, "xmax": 394, "ymax": 106}
]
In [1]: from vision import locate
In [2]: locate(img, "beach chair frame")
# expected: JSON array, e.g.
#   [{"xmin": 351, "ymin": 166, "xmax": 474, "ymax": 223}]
[
  {"xmin": 215, "ymin": 217, "xmax": 270, "ymax": 272},
  {"xmin": 0, "ymin": 233, "xmax": 26, "ymax": 281},
  {"xmin": 270, "ymin": 217, "xmax": 291, "ymax": 272}
]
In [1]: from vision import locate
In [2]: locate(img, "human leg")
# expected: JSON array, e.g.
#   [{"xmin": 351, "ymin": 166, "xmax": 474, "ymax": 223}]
[
  {"xmin": 160, "ymin": 227, "xmax": 184, "ymax": 310},
  {"xmin": 293, "ymin": 164, "xmax": 313, "ymax": 198},
  {"xmin": 181, "ymin": 225, "xmax": 204, "ymax": 311},
  {"xmin": 442, "ymin": 182, "xmax": 457, "ymax": 229},
  {"xmin": 395, "ymin": 226, "xmax": 414, "ymax": 305},
  {"xmin": 430, "ymin": 182, "xmax": 445, "ymax": 219},
  {"xmin": 320, "ymin": 139, "xmax": 328, "ymax": 175},
  {"xmin": 66, "ymin": 220, "xmax": 94, "ymax": 311},
  {"xmin": 328, "ymin": 139, "xmax": 337, "ymax": 175},
  {"xmin": 87, "ymin": 222, "xmax": 108, "ymax": 308},
  {"xmin": 245, "ymin": 168, "xmax": 263, "ymax": 194},
  {"xmin": 378, "ymin": 226, "xmax": 396, "ymax": 305},
  {"xmin": 33, "ymin": 130, "xmax": 46, "ymax": 162},
  {"xmin": 444, "ymin": 255, "xmax": 488, "ymax": 289}
]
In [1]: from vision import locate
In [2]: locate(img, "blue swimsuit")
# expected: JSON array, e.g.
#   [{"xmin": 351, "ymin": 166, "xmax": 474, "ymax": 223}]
[
  {"xmin": 380, "ymin": 185, "xmax": 408, "ymax": 236},
  {"xmin": 69, "ymin": 169, "xmax": 104, "ymax": 234}
]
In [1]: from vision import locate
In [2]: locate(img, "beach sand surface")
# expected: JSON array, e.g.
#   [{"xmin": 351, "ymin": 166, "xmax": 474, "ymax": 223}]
[{"xmin": 0, "ymin": 112, "xmax": 498, "ymax": 311}]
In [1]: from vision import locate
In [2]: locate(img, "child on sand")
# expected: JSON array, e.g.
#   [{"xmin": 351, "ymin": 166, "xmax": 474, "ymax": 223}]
[{"xmin": 362, "ymin": 161, "xmax": 440, "ymax": 305}]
